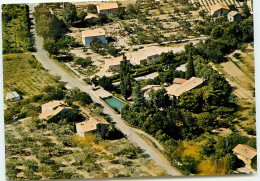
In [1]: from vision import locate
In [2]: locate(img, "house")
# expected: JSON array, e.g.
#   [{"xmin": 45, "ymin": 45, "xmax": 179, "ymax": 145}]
[
  {"xmin": 5, "ymin": 91, "xmax": 21, "ymax": 101},
  {"xmin": 82, "ymin": 28, "xmax": 107, "ymax": 46},
  {"xmin": 233, "ymin": 144, "xmax": 257, "ymax": 168},
  {"xmin": 127, "ymin": 53, "xmax": 147, "ymax": 65},
  {"xmin": 84, "ymin": 14, "xmax": 99, "ymax": 24},
  {"xmin": 39, "ymin": 100, "xmax": 72, "ymax": 120},
  {"xmin": 76, "ymin": 117, "xmax": 109, "ymax": 138},
  {"xmin": 105, "ymin": 56, "xmax": 130, "ymax": 71},
  {"xmin": 126, "ymin": 47, "xmax": 173, "ymax": 65},
  {"xmin": 96, "ymin": 3, "xmax": 118, "ymax": 14},
  {"xmin": 228, "ymin": 11, "xmax": 241, "ymax": 23},
  {"xmin": 166, "ymin": 77, "xmax": 204, "ymax": 99},
  {"xmin": 141, "ymin": 85, "xmax": 162, "ymax": 98},
  {"xmin": 172, "ymin": 78, "xmax": 188, "ymax": 85},
  {"xmin": 210, "ymin": 3, "xmax": 230, "ymax": 17}
]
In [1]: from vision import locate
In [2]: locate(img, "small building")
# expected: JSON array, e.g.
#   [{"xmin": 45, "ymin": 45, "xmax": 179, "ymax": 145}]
[
  {"xmin": 93, "ymin": 87, "xmax": 112, "ymax": 99},
  {"xmin": 39, "ymin": 100, "xmax": 72, "ymax": 120},
  {"xmin": 233, "ymin": 144, "xmax": 257, "ymax": 168},
  {"xmin": 105, "ymin": 56, "xmax": 130, "ymax": 71},
  {"xmin": 76, "ymin": 117, "xmax": 109, "ymax": 138},
  {"xmin": 84, "ymin": 14, "xmax": 99, "ymax": 24},
  {"xmin": 82, "ymin": 28, "xmax": 107, "ymax": 46},
  {"xmin": 96, "ymin": 3, "xmax": 118, "ymax": 14},
  {"xmin": 166, "ymin": 77, "xmax": 204, "ymax": 99},
  {"xmin": 5, "ymin": 91, "xmax": 21, "ymax": 101},
  {"xmin": 210, "ymin": 3, "xmax": 230, "ymax": 17},
  {"xmin": 228, "ymin": 11, "xmax": 241, "ymax": 23},
  {"xmin": 126, "ymin": 47, "xmax": 173, "ymax": 65},
  {"xmin": 127, "ymin": 53, "xmax": 147, "ymax": 65}
]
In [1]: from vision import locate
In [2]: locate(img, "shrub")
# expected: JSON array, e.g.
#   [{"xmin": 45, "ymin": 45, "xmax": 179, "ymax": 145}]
[
  {"xmin": 244, "ymin": 127, "xmax": 256, "ymax": 136},
  {"xmin": 233, "ymin": 53, "xmax": 241, "ymax": 59}
]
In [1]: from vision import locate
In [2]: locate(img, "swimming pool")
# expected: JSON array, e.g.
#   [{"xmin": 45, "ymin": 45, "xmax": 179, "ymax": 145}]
[{"xmin": 103, "ymin": 97, "xmax": 126, "ymax": 112}]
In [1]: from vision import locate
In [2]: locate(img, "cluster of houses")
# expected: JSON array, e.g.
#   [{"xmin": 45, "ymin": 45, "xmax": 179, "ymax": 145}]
[
  {"xmin": 38, "ymin": 100, "xmax": 109, "ymax": 138},
  {"xmin": 36, "ymin": 102, "xmax": 258, "ymax": 172},
  {"xmin": 210, "ymin": 3, "xmax": 241, "ymax": 23}
]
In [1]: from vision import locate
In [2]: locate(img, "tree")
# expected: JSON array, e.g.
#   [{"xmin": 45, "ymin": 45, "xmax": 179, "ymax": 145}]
[
  {"xmin": 153, "ymin": 88, "xmax": 171, "ymax": 109},
  {"xmin": 90, "ymin": 38, "xmax": 103, "ymax": 53},
  {"xmin": 98, "ymin": 76, "xmax": 113, "ymax": 91},
  {"xmin": 43, "ymin": 38, "xmax": 59, "ymax": 55},
  {"xmin": 242, "ymin": 2, "xmax": 250, "ymax": 19},
  {"xmin": 34, "ymin": 6, "xmax": 67, "ymax": 39},
  {"xmin": 75, "ymin": 57, "xmax": 93, "ymax": 68},
  {"xmin": 73, "ymin": 92, "xmax": 93, "ymax": 106},
  {"xmin": 132, "ymin": 82, "xmax": 145, "ymax": 111},
  {"xmin": 240, "ymin": 17, "xmax": 253, "ymax": 42},
  {"xmin": 98, "ymin": 13, "xmax": 108, "ymax": 25},
  {"xmin": 63, "ymin": 3, "xmax": 77, "ymax": 27},
  {"xmin": 198, "ymin": 10, "xmax": 206, "ymax": 19},
  {"xmin": 185, "ymin": 52, "xmax": 195, "ymax": 79},
  {"xmin": 120, "ymin": 55, "xmax": 132, "ymax": 100},
  {"xmin": 77, "ymin": 10, "xmax": 87, "ymax": 24}
]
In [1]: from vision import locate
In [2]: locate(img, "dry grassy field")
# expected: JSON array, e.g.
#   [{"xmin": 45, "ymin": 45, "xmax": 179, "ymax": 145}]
[{"xmin": 3, "ymin": 53, "xmax": 60, "ymax": 98}]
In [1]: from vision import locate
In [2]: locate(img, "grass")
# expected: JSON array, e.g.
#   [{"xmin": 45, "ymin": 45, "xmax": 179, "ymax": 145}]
[{"xmin": 3, "ymin": 53, "xmax": 60, "ymax": 97}]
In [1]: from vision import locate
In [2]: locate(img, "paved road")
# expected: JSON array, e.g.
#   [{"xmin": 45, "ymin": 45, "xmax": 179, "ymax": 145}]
[{"xmin": 29, "ymin": 3, "xmax": 181, "ymax": 176}]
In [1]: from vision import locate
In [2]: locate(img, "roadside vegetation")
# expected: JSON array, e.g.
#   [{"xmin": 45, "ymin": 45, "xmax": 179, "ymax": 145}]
[{"xmin": 2, "ymin": 4, "xmax": 33, "ymax": 54}]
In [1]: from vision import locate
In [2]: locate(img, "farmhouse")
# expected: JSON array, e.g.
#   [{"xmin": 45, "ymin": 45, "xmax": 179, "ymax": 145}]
[
  {"xmin": 105, "ymin": 56, "xmax": 130, "ymax": 71},
  {"xmin": 96, "ymin": 3, "xmax": 118, "ymax": 14},
  {"xmin": 82, "ymin": 28, "xmax": 107, "ymax": 46},
  {"xmin": 76, "ymin": 117, "xmax": 109, "ymax": 138},
  {"xmin": 233, "ymin": 144, "xmax": 257, "ymax": 168},
  {"xmin": 127, "ymin": 47, "xmax": 173, "ymax": 65},
  {"xmin": 210, "ymin": 3, "xmax": 230, "ymax": 17},
  {"xmin": 166, "ymin": 77, "xmax": 204, "ymax": 98},
  {"xmin": 228, "ymin": 11, "xmax": 241, "ymax": 23},
  {"xmin": 5, "ymin": 91, "xmax": 21, "ymax": 101},
  {"xmin": 39, "ymin": 100, "xmax": 72, "ymax": 120}
]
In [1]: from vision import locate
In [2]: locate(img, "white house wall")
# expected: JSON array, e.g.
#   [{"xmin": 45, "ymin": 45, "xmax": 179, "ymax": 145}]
[{"xmin": 83, "ymin": 36, "xmax": 108, "ymax": 46}]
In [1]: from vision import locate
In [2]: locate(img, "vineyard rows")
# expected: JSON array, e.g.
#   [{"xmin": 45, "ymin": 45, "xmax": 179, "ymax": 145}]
[{"xmin": 189, "ymin": 0, "xmax": 244, "ymax": 12}]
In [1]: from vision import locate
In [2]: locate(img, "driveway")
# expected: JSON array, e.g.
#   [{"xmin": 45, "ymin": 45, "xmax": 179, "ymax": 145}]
[{"xmin": 29, "ymin": 3, "xmax": 182, "ymax": 176}]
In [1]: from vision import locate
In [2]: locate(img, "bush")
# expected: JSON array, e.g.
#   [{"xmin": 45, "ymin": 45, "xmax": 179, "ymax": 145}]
[
  {"xmin": 233, "ymin": 53, "xmax": 241, "ymax": 59},
  {"xmin": 244, "ymin": 127, "xmax": 256, "ymax": 136}
]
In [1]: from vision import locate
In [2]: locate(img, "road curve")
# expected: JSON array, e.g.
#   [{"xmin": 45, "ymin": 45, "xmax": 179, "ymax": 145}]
[{"xmin": 29, "ymin": 3, "xmax": 182, "ymax": 176}]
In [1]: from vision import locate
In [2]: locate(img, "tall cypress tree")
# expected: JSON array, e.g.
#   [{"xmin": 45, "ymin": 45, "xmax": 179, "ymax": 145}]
[
  {"xmin": 185, "ymin": 52, "xmax": 195, "ymax": 79},
  {"xmin": 120, "ymin": 55, "xmax": 132, "ymax": 100},
  {"xmin": 133, "ymin": 82, "xmax": 145, "ymax": 111}
]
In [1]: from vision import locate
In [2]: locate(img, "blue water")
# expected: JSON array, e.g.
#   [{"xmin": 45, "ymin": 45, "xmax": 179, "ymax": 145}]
[{"xmin": 103, "ymin": 97, "xmax": 126, "ymax": 112}]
